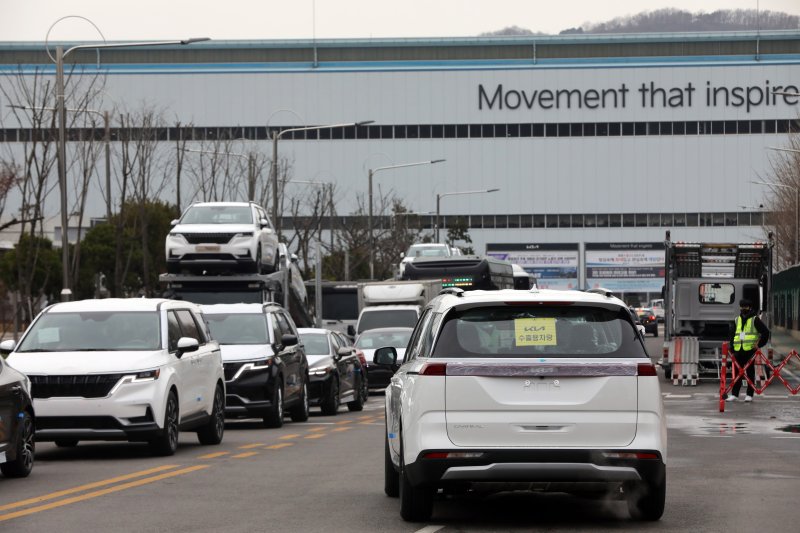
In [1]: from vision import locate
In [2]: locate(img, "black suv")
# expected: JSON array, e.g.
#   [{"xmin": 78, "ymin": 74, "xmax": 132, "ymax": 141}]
[{"xmin": 203, "ymin": 303, "xmax": 309, "ymax": 428}]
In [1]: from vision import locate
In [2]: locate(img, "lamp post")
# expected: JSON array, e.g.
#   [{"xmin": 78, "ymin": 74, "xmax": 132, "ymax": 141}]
[
  {"xmin": 270, "ymin": 120, "xmax": 373, "ymax": 237},
  {"xmin": 752, "ymin": 179, "xmax": 799, "ymax": 264},
  {"xmin": 368, "ymin": 159, "xmax": 445, "ymax": 279},
  {"xmin": 435, "ymin": 188, "xmax": 499, "ymax": 243},
  {"xmin": 53, "ymin": 37, "xmax": 209, "ymax": 301}
]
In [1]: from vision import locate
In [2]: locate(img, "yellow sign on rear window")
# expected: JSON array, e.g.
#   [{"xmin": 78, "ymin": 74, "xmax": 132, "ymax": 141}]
[{"xmin": 514, "ymin": 318, "xmax": 557, "ymax": 346}]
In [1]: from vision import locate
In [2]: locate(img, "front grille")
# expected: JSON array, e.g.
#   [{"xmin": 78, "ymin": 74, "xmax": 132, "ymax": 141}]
[
  {"xmin": 30, "ymin": 374, "xmax": 124, "ymax": 399},
  {"xmin": 180, "ymin": 233, "xmax": 237, "ymax": 244},
  {"xmin": 223, "ymin": 362, "xmax": 247, "ymax": 381},
  {"xmin": 37, "ymin": 416, "xmax": 122, "ymax": 430}
]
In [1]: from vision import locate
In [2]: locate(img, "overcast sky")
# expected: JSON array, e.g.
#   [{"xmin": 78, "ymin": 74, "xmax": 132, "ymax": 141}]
[{"xmin": 2, "ymin": 0, "xmax": 799, "ymax": 41}]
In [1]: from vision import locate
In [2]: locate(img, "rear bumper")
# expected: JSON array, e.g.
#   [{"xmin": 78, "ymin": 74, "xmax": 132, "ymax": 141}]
[{"xmin": 405, "ymin": 448, "xmax": 665, "ymax": 488}]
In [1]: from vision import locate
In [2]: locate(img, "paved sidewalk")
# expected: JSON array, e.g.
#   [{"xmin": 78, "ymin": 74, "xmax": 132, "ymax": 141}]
[{"xmin": 765, "ymin": 327, "xmax": 800, "ymax": 375}]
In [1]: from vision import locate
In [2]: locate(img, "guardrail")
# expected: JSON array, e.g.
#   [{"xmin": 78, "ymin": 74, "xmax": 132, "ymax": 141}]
[{"xmin": 719, "ymin": 342, "xmax": 800, "ymax": 412}]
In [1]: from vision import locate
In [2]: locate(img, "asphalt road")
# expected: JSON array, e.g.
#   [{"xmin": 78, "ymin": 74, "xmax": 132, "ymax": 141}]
[{"xmin": 1, "ymin": 329, "xmax": 799, "ymax": 532}]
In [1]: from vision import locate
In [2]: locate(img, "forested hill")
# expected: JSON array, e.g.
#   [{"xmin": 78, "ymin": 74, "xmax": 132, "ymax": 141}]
[{"xmin": 481, "ymin": 8, "xmax": 800, "ymax": 37}]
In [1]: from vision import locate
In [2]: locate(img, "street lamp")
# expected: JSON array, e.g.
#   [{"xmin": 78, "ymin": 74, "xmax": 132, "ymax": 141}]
[
  {"xmin": 9, "ymin": 104, "xmax": 112, "ymax": 221},
  {"xmin": 368, "ymin": 159, "xmax": 445, "ymax": 279},
  {"xmin": 435, "ymin": 188, "xmax": 499, "ymax": 243},
  {"xmin": 270, "ymin": 120, "xmax": 373, "ymax": 237},
  {"xmin": 53, "ymin": 36, "xmax": 209, "ymax": 301},
  {"xmin": 751, "ymin": 179, "xmax": 799, "ymax": 264}
]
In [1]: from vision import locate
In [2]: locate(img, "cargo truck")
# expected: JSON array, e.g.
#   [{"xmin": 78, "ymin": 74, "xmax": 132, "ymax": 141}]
[{"xmin": 661, "ymin": 230, "xmax": 773, "ymax": 381}]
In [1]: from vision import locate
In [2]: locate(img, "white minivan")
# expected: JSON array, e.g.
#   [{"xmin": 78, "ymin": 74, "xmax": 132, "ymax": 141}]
[
  {"xmin": 2, "ymin": 299, "xmax": 226, "ymax": 456},
  {"xmin": 376, "ymin": 287, "xmax": 666, "ymax": 522}
]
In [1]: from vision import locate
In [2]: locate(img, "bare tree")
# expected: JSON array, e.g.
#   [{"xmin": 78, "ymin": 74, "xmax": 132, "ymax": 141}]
[{"xmin": 762, "ymin": 131, "xmax": 800, "ymax": 270}]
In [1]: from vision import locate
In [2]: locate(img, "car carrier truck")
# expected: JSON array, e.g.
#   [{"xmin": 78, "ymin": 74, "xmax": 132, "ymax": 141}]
[{"xmin": 661, "ymin": 230, "xmax": 773, "ymax": 382}]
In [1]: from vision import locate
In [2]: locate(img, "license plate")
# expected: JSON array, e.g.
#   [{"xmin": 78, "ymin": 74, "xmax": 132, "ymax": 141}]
[{"xmin": 196, "ymin": 245, "xmax": 220, "ymax": 252}]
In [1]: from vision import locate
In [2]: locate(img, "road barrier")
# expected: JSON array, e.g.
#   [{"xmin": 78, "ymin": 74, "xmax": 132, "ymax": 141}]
[
  {"xmin": 670, "ymin": 336, "xmax": 699, "ymax": 386},
  {"xmin": 719, "ymin": 342, "xmax": 800, "ymax": 412}
]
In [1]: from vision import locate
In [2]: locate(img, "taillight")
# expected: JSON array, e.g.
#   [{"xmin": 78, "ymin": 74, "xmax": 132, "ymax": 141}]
[
  {"xmin": 419, "ymin": 362, "xmax": 447, "ymax": 376},
  {"xmin": 423, "ymin": 452, "xmax": 484, "ymax": 459},
  {"xmin": 602, "ymin": 452, "xmax": 660, "ymax": 460},
  {"xmin": 637, "ymin": 363, "xmax": 658, "ymax": 376},
  {"xmin": 649, "ymin": 315, "xmax": 655, "ymax": 321}
]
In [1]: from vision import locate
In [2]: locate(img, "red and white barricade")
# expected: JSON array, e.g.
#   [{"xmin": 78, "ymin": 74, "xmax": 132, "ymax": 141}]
[{"xmin": 719, "ymin": 341, "xmax": 800, "ymax": 412}]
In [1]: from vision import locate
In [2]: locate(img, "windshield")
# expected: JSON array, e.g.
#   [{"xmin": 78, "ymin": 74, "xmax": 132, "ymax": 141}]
[
  {"xmin": 17, "ymin": 312, "xmax": 161, "ymax": 352},
  {"xmin": 180, "ymin": 205, "xmax": 252, "ymax": 225},
  {"xmin": 431, "ymin": 305, "xmax": 646, "ymax": 359},
  {"xmin": 357, "ymin": 310, "xmax": 418, "ymax": 333},
  {"xmin": 298, "ymin": 333, "xmax": 331, "ymax": 355},
  {"xmin": 205, "ymin": 313, "xmax": 270, "ymax": 345},
  {"xmin": 406, "ymin": 245, "xmax": 449, "ymax": 258},
  {"xmin": 356, "ymin": 329, "xmax": 412, "ymax": 350}
]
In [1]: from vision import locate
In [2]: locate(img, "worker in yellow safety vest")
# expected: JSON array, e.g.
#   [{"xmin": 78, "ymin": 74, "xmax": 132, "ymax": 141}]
[{"xmin": 727, "ymin": 298, "xmax": 770, "ymax": 403}]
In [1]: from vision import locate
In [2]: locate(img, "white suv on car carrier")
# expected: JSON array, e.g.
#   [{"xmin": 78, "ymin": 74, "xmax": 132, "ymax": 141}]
[
  {"xmin": 1, "ymin": 299, "xmax": 226, "ymax": 456},
  {"xmin": 375, "ymin": 287, "xmax": 666, "ymax": 522}
]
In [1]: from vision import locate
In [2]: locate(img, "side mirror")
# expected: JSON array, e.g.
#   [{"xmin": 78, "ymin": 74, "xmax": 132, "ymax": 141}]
[
  {"xmin": 290, "ymin": 253, "xmax": 299, "ymax": 263},
  {"xmin": 176, "ymin": 337, "xmax": 199, "ymax": 357},
  {"xmin": 260, "ymin": 218, "xmax": 271, "ymax": 229},
  {"xmin": 400, "ymin": 252, "xmax": 405, "ymax": 259},
  {"xmin": 0, "ymin": 339, "xmax": 16, "ymax": 353},
  {"xmin": 347, "ymin": 325, "xmax": 356, "ymax": 337},
  {"xmin": 374, "ymin": 346, "xmax": 398, "ymax": 367},
  {"xmin": 170, "ymin": 219, "xmax": 179, "ymax": 226},
  {"xmin": 281, "ymin": 333, "xmax": 298, "ymax": 347},
  {"xmin": 336, "ymin": 346, "xmax": 351, "ymax": 359}
]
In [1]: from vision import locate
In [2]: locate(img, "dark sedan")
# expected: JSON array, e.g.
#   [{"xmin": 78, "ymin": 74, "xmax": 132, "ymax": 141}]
[
  {"xmin": 298, "ymin": 328, "xmax": 367, "ymax": 415},
  {"xmin": 636, "ymin": 307, "xmax": 659, "ymax": 337},
  {"xmin": 0, "ymin": 355, "xmax": 34, "ymax": 478}
]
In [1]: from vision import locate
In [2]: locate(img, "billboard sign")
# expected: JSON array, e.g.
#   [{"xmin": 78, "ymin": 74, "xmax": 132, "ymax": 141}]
[
  {"xmin": 486, "ymin": 243, "xmax": 579, "ymax": 290},
  {"xmin": 584, "ymin": 242, "xmax": 665, "ymax": 293}
]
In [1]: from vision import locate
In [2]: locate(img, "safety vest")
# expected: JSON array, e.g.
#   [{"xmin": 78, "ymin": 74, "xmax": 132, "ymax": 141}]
[{"xmin": 733, "ymin": 316, "xmax": 759, "ymax": 351}]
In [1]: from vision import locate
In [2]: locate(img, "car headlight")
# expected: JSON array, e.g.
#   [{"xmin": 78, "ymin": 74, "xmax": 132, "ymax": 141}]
[
  {"xmin": 230, "ymin": 359, "xmax": 273, "ymax": 381},
  {"xmin": 233, "ymin": 232, "xmax": 254, "ymax": 239},
  {"xmin": 109, "ymin": 369, "xmax": 161, "ymax": 395},
  {"xmin": 310, "ymin": 365, "xmax": 334, "ymax": 376},
  {"xmin": 167, "ymin": 233, "xmax": 187, "ymax": 243}
]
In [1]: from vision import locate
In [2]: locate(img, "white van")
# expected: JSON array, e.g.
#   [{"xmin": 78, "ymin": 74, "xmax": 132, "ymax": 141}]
[{"xmin": 650, "ymin": 298, "xmax": 664, "ymax": 322}]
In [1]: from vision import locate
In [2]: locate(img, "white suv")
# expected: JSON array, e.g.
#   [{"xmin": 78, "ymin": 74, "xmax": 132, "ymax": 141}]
[
  {"xmin": 166, "ymin": 201, "xmax": 279, "ymax": 275},
  {"xmin": 1, "ymin": 299, "xmax": 226, "ymax": 456},
  {"xmin": 375, "ymin": 287, "xmax": 666, "ymax": 522}
]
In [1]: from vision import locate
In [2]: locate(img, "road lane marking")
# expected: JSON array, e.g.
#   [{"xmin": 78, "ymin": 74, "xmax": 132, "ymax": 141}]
[
  {"xmin": 238, "ymin": 443, "xmax": 266, "ymax": 449},
  {"xmin": 0, "ymin": 464, "xmax": 180, "ymax": 512},
  {"xmin": 0, "ymin": 465, "xmax": 210, "ymax": 522},
  {"xmin": 280, "ymin": 434, "xmax": 301, "ymax": 439},
  {"xmin": 232, "ymin": 451, "xmax": 259, "ymax": 459},
  {"xmin": 335, "ymin": 420, "xmax": 353, "ymax": 425},
  {"xmin": 265, "ymin": 443, "xmax": 294, "ymax": 449},
  {"xmin": 307, "ymin": 427, "xmax": 327, "ymax": 432},
  {"xmin": 305, "ymin": 433, "xmax": 327, "ymax": 439},
  {"xmin": 198, "ymin": 451, "xmax": 230, "ymax": 459},
  {"xmin": 332, "ymin": 427, "xmax": 352, "ymax": 432},
  {"xmin": 358, "ymin": 416, "xmax": 373, "ymax": 420},
  {"xmin": 414, "ymin": 526, "xmax": 445, "ymax": 533}
]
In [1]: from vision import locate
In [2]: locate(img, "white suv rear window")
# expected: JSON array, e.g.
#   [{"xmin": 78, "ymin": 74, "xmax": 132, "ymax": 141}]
[{"xmin": 431, "ymin": 305, "xmax": 646, "ymax": 358}]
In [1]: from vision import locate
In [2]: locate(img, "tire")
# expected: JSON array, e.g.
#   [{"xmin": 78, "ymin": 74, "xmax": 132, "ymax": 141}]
[
  {"xmin": 54, "ymin": 439, "xmax": 79, "ymax": 448},
  {"xmin": 626, "ymin": 469, "xmax": 666, "ymax": 521},
  {"xmin": 197, "ymin": 384, "xmax": 225, "ymax": 445},
  {"xmin": 255, "ymin": 246, "xmax": 264, "ymax": 274},
  {"xmin": 320, "ymin": 377, "xmax": 340, "ymax": 416},
  {"xmin": 384, "ymin": 432, "xmax": 400, "ymax": 497},
  {"xmin": 149, "ymin": 390, "xmax": 180, "ymax": 457},
  {"xmin": 0, "ymin": 410, "xmax": 34, "ymax": 478},
  {"xmin": 399, "ymin": 433, "xmax": 434, "ymax": 522},
  {"xmin": 263, "ymin": 379, "xmax": 284, "ymax": 428},
  {"xmin": 662, "ymin": 364, "xmax": 673, "ymax": 382},
  {"xmin": 347, "ymin": 375, "xmax": 366, "ymax": 412},
  {"xmin": 289, "ymin": 382, "xmax": 310, "ymax": 422}
]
